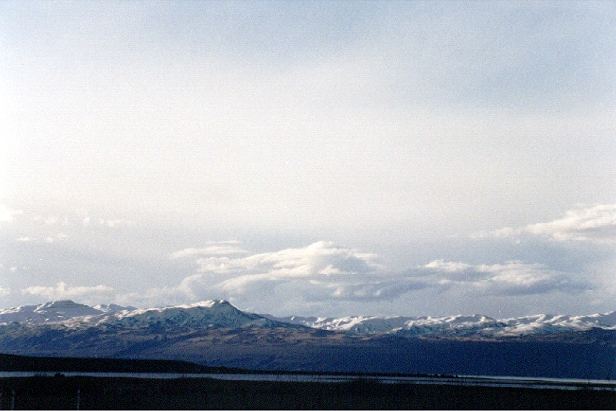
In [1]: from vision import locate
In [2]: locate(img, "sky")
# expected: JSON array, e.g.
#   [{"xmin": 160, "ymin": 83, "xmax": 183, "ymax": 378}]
[{"xmin": 0, "ymin": 1, "xmax": 615, "ymax": 318}]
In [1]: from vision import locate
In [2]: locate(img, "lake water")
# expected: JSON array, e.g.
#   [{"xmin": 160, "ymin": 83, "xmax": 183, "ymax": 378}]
[{"xmin": 1, "ymin": 372, "xmax": 615, "ymax": 391}]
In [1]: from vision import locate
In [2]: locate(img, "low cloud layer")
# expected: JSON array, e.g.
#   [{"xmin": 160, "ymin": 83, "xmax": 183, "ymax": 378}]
[
  {"xmin": 121, "ymin": 240, "xmax": 590, "ymax": 312},
  {"xmin": 1, "ymin": 204, "xmax": 611, "ymax": 316}
]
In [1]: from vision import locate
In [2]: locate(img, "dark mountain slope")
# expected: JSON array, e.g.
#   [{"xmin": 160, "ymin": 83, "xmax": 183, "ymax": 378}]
[
  {"xmin": 1, "ymin": 324, "xmax": 614, "ymax": 379},
  {"xmin": 2, "ymin": 300, "xmax": 616, "ymax": 379},
  {"xmin": 0, "ymin": 352, "xmax": 215, "ymax": 373}
]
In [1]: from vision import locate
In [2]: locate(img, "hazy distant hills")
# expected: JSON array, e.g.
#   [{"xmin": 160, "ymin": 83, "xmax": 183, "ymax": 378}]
[{"xmin": 1, "ymin": 300, "xmax": 616, "ymax": 379}]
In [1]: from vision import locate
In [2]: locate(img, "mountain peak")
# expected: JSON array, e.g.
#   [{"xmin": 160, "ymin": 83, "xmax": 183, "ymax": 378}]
[
  {"xmin": 0, "ymin": 299, "xmax": 277, "ymax": 329},
  {"xmin": 34, "ymin": 300, "xmax": 85, "ymax": 311},
  {"xmin": 178, "ymin": 300, "xmax": 232, "ymax": 309},
  {"xmin": 3, "ymin": 300, "xmax": 616, "ymax": 338},
  {"xmin": 103, "ymin": 299, "xmax": 276, "ymax": 329},
  {"xmin": 0, "ymin": 300, "xmax": 127, "ymax": 325}
]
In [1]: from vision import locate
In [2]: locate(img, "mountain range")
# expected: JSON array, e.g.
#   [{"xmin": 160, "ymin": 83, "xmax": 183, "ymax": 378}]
[
  {"xmin": 1, "ymin": 300, "xmax": 615, "ymax": 379},
  {"xmin": 3, "ymin": 299, "xmax": 616, "ymax": 337}
]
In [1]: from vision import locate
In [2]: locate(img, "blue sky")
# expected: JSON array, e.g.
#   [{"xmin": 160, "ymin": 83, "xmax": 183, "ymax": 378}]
[{"xmin": 0, "ymin": 1, "xmax": 615, "ymax": 317}]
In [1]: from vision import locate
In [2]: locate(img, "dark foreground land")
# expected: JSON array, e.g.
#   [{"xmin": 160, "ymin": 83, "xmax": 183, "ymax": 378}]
[{"xmin": 1, "ymin": 375, "xmax": 615, "ymax": 409}]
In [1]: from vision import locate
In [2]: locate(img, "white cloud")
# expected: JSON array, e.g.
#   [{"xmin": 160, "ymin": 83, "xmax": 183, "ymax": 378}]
[
  {"xmin": 0, "ymin": 205, "xmax": 22, "ymax": 222},
  {"xmin": 117, "ymin": 286, "xmax": 188, "ymax": 308},
  {"xmin": 16, "ymin": 233, "xmax": 69, "ymax": 244},
  {"xmin": 423, "ymin": 260, "xmax": 471, "ymax": 273},
  {"xmin": 99, "ymin": 218, "xmax": 132, "ymax": 228},
  {"xmin": 523, "ymin": 204, "xmax": 616, "ymax": 243},
  {"xmin": 1, "ymin": 0, "xmax": 612, "ymax": 313},
  {"xmin": 0, "ymin": 287, "xmax": 10, "ymax": 297},
  {"xmin": 26, "ymin": 210, "xmax": 132, "ymax": 230},
  {"xmin": 170, "ymin": 241, "xmax": 248, "ymax": 259},
  {"xmin": 472, "ymin": 204, "xmax": 616, "ymax": 244},
  {"xmin": 4, "ymin": 2, "xmax": 614, "ymax": 241},
  {"xmin": 130, "ymin": 241, "xmax": 588, "ymax": 310},
  {"xmin": 44, "ymin": 233, "xmax": 69, "ymax": 244},
  {"xmin": 136, "ymin": 241, "xmax": 388, "ymax": 305},
  {"xmin": 194, "ymin": 241, "xmax": 381, "ymax": 278},
  {"xmin": 420, "ymin": 260, "xmax": 587, "ymax": 296},
  {"xmin": 45, "ymin": 217, "xmax": 59, "ymax": 225},
  {"xmin": 21, "ymin": 282, "xmax": 113, "ymax": 300},
  {"xmin": 318, "ymin": 279, "xmax": 427, "ymax": 301}
]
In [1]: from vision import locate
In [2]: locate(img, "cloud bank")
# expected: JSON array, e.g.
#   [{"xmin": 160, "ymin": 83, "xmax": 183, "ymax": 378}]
[
  {"xmin": 1, "ymin": 203, "xmax": 611, "ymax": 316},
  {"xmin": 117, "ymin": 238, "xmax": 591, "ymax": 313}
]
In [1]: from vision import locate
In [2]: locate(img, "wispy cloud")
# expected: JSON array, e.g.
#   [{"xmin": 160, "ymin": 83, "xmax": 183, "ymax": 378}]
[
  {"xmin": 419, "ymin": 260, "xmax": 588, "ymax": 296},
  {"xmin": 316, "ymin": 279, "xmax": 427, "ymax": 302},
  {"xmin": 472, "ymin": 204, "xmax": 616, "ymax": 244},
  {"xmin": 5, "ymin": 207, "xmax": 136, "ymax": 246},
  {"xmin": 14, "ymin": 234, "xmax": 69, "ymax": 244},
  {"xmin": 21, "ymin": 282, "xmax": 113, "ymax": 300},
  {"xmin": 45, "ymin": 233, "xmax": 69, "ymax": 243},
  {"xmin": 170, "ymin": 241, "xmax": 248, "ymax": 259}
]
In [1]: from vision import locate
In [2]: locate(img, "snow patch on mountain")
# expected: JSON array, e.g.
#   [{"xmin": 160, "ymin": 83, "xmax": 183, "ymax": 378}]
[
  {"xmin": 0, "ymin": 300, "xmax": 130, "ymax": 325},
  {"xmin": 266, "ymin": 311, "xmax": 616, "ymax": 337},
  {"xmin": 100, "ymin": 300, "xmax": 279, "ymax": 328},
  {"xmin": 0, "ymin": 299, "xmax": 285, "ymax": 329},
  {"xmin": 3, "ymin": 300, "xmax": 616, "ymax": 338},
  {"xmin": 493, "ymin": 313, "xmax": 616, "ymax": 336}
]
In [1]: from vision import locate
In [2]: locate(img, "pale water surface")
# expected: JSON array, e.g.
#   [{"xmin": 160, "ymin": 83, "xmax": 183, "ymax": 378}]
[{"xmin": 0, "ymin": 372, "xmax": 615, "ymax": 391}]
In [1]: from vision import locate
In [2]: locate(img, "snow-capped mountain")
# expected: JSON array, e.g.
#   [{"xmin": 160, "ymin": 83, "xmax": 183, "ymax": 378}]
[
  {"xmin": 0, "ymin": 300, "xmax": 283, "ymax": 329},
  {"xmin": 1, "ymin": 300, "xmax": 616, "ymax": 379},
  {"xmin": 99, "ymin": 300, "xmax": 281, "ymax": 328},
  {"xmin": 269, "ymin": 313, "xmax": 498, "ymax": 334},
  {"xmin": 0, "ymin": 300, "xmax": 132, "ymax": 325},
  {"xmin": 265, "ymin": 311, "xmax": 616, "ymax": 337},
  {"xmin": 2, "ymin": 300, "xmax": 616, "ymax": 337}
]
